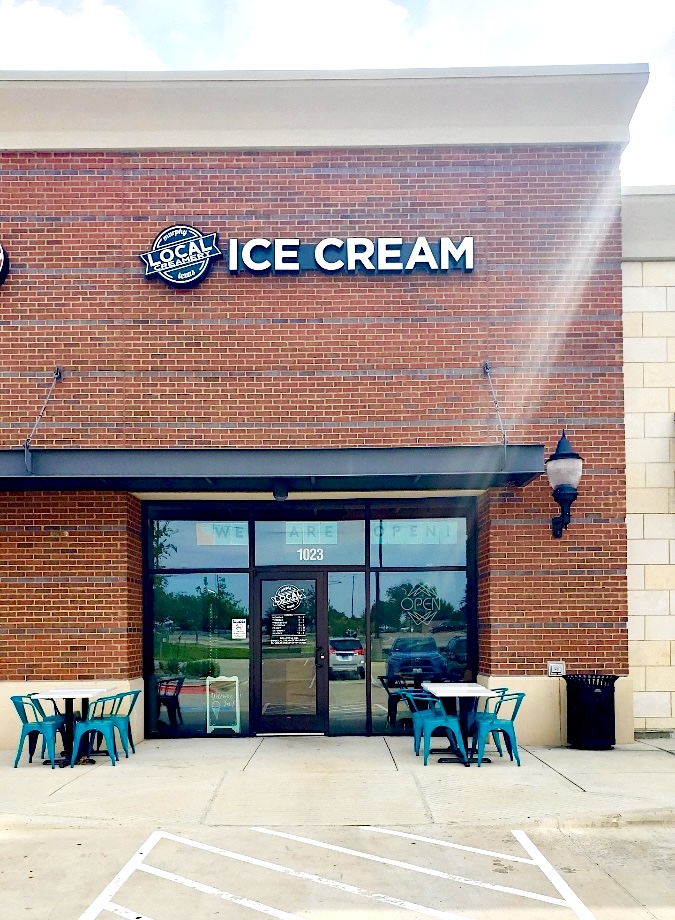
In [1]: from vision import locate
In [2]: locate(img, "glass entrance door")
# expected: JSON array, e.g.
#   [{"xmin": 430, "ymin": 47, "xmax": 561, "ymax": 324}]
[{"xmin": 254, "ymin": 573, "xmax": 328, "ymax": 733}]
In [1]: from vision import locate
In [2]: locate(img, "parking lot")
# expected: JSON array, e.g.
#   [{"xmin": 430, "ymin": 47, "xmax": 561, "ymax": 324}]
[{"xmin": 2, "ymin": 736, "xmax": 674, "ymax": 919}]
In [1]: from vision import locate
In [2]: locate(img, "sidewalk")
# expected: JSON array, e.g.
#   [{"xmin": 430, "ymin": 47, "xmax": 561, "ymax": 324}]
[{"xmin": 2, "ymin": 734, "xmax": 674, "ymax": 832}]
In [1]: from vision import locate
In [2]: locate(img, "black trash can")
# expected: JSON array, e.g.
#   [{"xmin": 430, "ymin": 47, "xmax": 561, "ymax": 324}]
[{"xmin": 563, "ymin": 674, "xmax": 618, "ymax": 749}]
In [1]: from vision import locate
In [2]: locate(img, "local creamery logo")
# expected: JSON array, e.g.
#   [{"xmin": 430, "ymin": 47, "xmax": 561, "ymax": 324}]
[
  {"xmin": 0, "ymin": 243, "xmax": 9, "ymax": 287},
  {"xmin": 140, "ymin": 227, "xmax": 473, "ymax": 288},
  {"xmin": 272, "ymin": 585, "xmax": 306, "ymax": 612},
  {"xmin": 139, "ymin": 225, "xmax": 222, "ymax": 288}
]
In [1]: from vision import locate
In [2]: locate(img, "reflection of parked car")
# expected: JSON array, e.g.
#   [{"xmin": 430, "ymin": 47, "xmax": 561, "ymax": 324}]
[
  {"xmin": 442, "ymin": 635, "xmax": 468, "ymax": 680},
  {"xmin": 431, "ymin": 621, "xmax": 452, "ymax": 634},
  {"xmin": 329, "ymin": 638, "xmax": 365, "ymax": 679},
  {"xmin": 444, "ymin": 635, "xmax": 467, "ymax": 665},
  {"xmin": 385, "ymin": 636, "xmax": 445, "ymax": 682}
]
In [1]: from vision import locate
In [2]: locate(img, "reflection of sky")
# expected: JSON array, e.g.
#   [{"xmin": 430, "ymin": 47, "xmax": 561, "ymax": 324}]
[
  {"xmin": 255, "ymin": 520, "xmax": 365, "ymax": 566},
  {"xmin": 157, "ymin": 572, "xmax": 249, "ymax": 613},
  {"xmin": 328, "ymin": 573, "xmax": 366, "ymax": 619},
  {"xmin": 153, "ymin": 520, "xmax": 249, "ymax": 569},
  {"xmin": 154, "ymin": 517, "xmax": 466, "ymax": 570}
]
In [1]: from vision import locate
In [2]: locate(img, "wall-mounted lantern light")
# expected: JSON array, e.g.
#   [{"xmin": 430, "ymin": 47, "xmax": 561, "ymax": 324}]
[{"xmin": 545, "ymin": 430, "xmax": 583, "ymax": 539}]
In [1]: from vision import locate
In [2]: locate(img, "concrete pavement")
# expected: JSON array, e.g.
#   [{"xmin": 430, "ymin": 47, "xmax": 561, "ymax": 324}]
[{"xmin": 1, "ymin": 735, "xmax": 674, "ymax": 918}]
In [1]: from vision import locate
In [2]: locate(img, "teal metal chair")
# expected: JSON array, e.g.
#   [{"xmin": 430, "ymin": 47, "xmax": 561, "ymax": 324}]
[
  {"xmin": 420, "ymin": 698, "xmax": 469, "ymax": 766},
  {"xmin": 398, "ymin": 690, "xmax": 437, "ymax": 755},
  {"xmin": 11, "ymin": 695, "xmax": 62, "ymax": 768},
  {"xmin": 103, "ymin": 690, "xmax": 141, "ymax": 756},
  {"xmin": 467, "ymin": 687, "xmax": 509, "ymax": 758},
  {"xmin": 27, "ymin": 692, "xmax": 68, "ymax": 759},
  {"xmin": 70, "ymin": 695, "xmax": 127, "ymax": 766},
  {"xmin": 469, "ymin": 691, "xmax": 525, "ymax": 766}
]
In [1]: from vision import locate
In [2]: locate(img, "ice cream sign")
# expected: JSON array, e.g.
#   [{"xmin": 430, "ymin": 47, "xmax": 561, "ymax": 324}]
[{"xmin": 140, "ymin": 225, "xmax": 474, "ymax": 289}]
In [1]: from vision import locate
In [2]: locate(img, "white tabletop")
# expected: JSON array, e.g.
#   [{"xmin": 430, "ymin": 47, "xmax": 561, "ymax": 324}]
[
  {"xmin": 422, "ymin": 682, "xmax": 497, "ymax": 698},
  {"xmin": 32, "ymin": 687, "xmax": 113, "ymax": 699}
]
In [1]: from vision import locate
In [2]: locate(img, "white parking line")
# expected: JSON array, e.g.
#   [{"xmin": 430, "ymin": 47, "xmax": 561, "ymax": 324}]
[
  {"xmin": 79, "ymin": 831, "xmax": 164, "ymax": 920},
  {"xmin": 365, "ymin": 826, "xmax": 536, "ymax": 864},
  {"xmin": 513, "ymin": 830, "xmax": 598, "ymax": 920},
  {"xmin": 252, "ymin": 826, "xmax": 568, "ymax": 907},
  {"xmin": 80, "ymin": 826, "xmax": 598, "ymax": 920},
  {"xmin": 366, "ymin": 827, "xmax": 600, "ymax": 920},
  {"xmin": 138, "ymin": 864, "xmax": 304, "ymax": 919},
  {"xmin": 80, "ymin": 830, "xmax": 469, "ymax": 920}
]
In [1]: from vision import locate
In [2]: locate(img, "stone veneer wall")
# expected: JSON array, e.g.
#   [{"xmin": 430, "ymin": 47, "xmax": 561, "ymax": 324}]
[{"xmin": 623, "ymin": 191, "xmax": 675, "ymax": 733}]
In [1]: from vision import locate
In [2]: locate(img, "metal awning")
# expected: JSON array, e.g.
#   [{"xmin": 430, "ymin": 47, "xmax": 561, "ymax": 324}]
[{"xmin": 0, "ymin": 445, "xmax": 543, "ymax": 493}]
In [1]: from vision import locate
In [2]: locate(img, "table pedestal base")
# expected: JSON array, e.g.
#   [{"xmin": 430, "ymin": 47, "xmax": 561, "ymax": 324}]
[{"xmin": 429, "ymin": 746, "xmax": 492, "ymax": 766}]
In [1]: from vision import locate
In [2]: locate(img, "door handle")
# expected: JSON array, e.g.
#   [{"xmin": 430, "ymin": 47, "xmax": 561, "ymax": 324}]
[{"xmin": 315, "ymin": 646, "xmax": 326, "ymax": 667}]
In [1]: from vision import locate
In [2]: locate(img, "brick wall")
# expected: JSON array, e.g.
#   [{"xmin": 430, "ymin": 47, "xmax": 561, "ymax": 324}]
[
  {"xmin": 0, "ymin": 492, "xmax": 142, "ymax": 680},
  {"xmin": 0, "ymin": 145, "xmax": 628, "ymax": 675}
]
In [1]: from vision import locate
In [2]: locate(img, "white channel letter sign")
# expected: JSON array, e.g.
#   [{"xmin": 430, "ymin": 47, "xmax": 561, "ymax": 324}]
[
  {"xmin": 140, "ymin": 229, "xmax": 473, "ymax": 288},
  {"xmin": 227, "ymin": 237, "xmax": 474, "ymax": 274}
]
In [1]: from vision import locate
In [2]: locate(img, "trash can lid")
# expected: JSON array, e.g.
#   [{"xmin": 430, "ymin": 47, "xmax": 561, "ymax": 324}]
[{"xmin": 562, "ymin": 674, "xmax": 619, "ymax": 686}]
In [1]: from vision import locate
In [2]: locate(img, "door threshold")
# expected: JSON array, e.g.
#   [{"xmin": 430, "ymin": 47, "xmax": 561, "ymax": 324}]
[{"xmin": 256, "ymin": 732, "xmax": 325, "ymax": 737}]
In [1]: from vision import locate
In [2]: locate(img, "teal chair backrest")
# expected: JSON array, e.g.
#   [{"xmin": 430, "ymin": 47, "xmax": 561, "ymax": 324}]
[
  {"xmin": 114, "ymin": 690, "xmax": 141, "ymax": 717},
  {"xmin": 494, "ymin": 691, "xmax": 525, "ymax": 722},
  {"xmin": 86, "ymin": 694, "xmax": 123, "ymax": 720},
  {"xmin": 400, "ymin": 690, "xmax": 434, "ymax": 714},
  {"xmin": 474, "ymin": 687, "xmax": 509, "ymax": 717},
  {"xmin": 11, "ymin": 695, "xmax": 44, "ymax": 726},
  {"xmin": 27, "ymin": 693, "xmax": 64, "ymax": 721}
]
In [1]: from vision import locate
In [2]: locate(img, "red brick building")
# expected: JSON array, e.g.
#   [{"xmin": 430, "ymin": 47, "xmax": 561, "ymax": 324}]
[{"xmin": 0, "ymin": 66, "xmax": 647, "ymax": 747}]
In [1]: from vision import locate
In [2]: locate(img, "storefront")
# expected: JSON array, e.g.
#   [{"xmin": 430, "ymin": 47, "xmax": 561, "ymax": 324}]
[
  {"xmin": 146, "ymin": 499, "xmax": 478, "ymax": 737},
  {"xmin": 0, "ymin": 65, "xmax": 649, "ymax": 748}
]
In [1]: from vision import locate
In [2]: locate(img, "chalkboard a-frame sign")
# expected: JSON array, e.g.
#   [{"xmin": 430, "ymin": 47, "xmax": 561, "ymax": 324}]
[{"xmin": 206, "ymin": 676, "xmax": 241, "ymax": 734}]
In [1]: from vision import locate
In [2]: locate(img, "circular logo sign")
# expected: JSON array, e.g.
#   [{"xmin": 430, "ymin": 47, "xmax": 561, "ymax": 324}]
[
  {"xmin": 139, "ymin": 225, "xmax": 222, "ymax": 288},
  {"xmin": 0, "ymin": 243, "xmax": 9, "ymax": 287},
  {"xmin": 272, "ymin": 585, "xmax": 306, "ymax": 612}
]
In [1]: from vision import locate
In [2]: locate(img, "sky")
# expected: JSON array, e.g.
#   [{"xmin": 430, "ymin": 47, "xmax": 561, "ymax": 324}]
[{"xmin": 0, "ymin": 0, "xmax": 673, "ymax": 187}]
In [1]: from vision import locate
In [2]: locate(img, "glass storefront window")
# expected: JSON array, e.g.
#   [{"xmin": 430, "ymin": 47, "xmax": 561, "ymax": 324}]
[
  {"xmin": 255, "ymin": 520, "xmax": 365, "ymax": 566},
  {"xmin": 147, "ymin": 506, "xmax": 472, "ymax": 738},
  {"xmin": 370, "ymin": 570, "xmax": 468, "ymax": 734},
  {"xmin": 151, "ymin": 520, "xmax": 249, "ymax": 569},
  {"xmin": 151, "ymin": 572, "xmax": 250, "ymax": 735},
  {"xmin": 328, "ymin": 573, "xmax": 366, "ymax": 734},
  {"xmin": 370, "ymin": 517, "xmax": 466, "ymax": 567}
]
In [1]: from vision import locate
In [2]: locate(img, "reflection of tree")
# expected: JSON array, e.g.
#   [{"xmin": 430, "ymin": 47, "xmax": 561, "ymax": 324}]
[
  {"xmin": 154, "ymin": 576, "xmax": 246, "ymax": 633},
  {"xmin": 152, "ymin": 521, "xmax": 177, "ymax": 569},
  {"xmin": 371, "ymin": 581, "xmax": 467, "ymax": 633},
  {"xmin": 431, "ymin": 589, "xmax": 467, "ymax": 628},
  {"xmin": 152, "ymin": 523, "xmax": 177, "ymax": 618},
  {"xmin": 328, "ymin": 605, "xmax": 365, "ymax": 638},
  {"xmin": 372, "ymin": 581, "xmax": 414, "ymax": 634}
]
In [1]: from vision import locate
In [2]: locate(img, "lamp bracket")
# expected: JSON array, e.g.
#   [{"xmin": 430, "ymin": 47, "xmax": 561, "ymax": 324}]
[
  {"xmin": 551, "ymin": 483, "xmax": 578, "ymax": 538},
  {"xmin": 23, "ymin": 366, "xmax": 63, "ymax": 474},
  {"xmin": 482, "ymin": 361, "xmax": 508, "ymax": 467}
]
